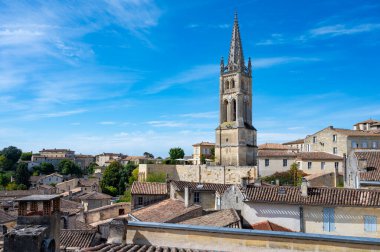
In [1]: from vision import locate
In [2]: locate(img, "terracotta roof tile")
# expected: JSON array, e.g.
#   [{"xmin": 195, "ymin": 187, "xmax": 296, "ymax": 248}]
[
  {"xmin": 171, "ymin": 180, "xmax": 231, "ymax": 194},
  {"xmin": 258, "ymin": 150, "xmax": 297, "ymax": 158},
  {"xmin": 192, "ymin": 141, "xmax": 215, "ymax": 146},
  {"xmin": 179, "ymin": 209, "xmax": 240, "ymax": 227},
  {"xmin": 79, "ymin": 192, "xmax": 112, "ymax": 200},
  {"xmin": 333, "ymin": 128, "xmax": 380, "ymax": 137},
  {"xmin": 243, "ymin": 186, "xmax": 380, "ymax": 207},
  {"xmin": 130, "ymin": 199, "xmax": 201, "ymax": 223},
  {"xmin": 131, "ymin": 182, "xmax": 167, "ymax": 195},
  {"xmin": 81, "ymin": 243, "xmax": 211, "ymax": 252},
  {"xmin": 0, "ymin": 209, "xmax": 16, "ymax": 224},
  {"xmin": 283, "ymin": 139, "xmax": 304, "ymax": 145},
  {"xmin": 251, "ymin": 220, "xmax": 293, "ymax": 232},
  {"xmin": 258, "ymin": 143, "xmax": 296, "ymax": 150},
  {"xmin": 296, "ymin": 152, "xmax": 343, "ymax": 161},
  {"xmin": 354, "ymin": 119, "xmax": 380, "ymax": 126},
  {"xmin": 60, "ymin": 229, "xmax": 97, "ymax": 249}
]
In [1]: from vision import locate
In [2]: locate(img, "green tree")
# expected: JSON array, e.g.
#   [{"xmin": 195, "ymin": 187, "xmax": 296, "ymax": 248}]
[
  {"xmin": 20, "ymin": 152, "xmax": 33, "ymax": 161},
  {"xmin": 101, "ymin": 161, "xmax": 122, "ymax": 195},
  {"xmin": 128, "ymin": 168, "xmax": 139, "ymax": 185},
  {"xmin": 40, "ymin": 162, "xmax": 55, "ymax": 174},
  {"xmin": 103, "ymin": 186, "xmax": 118, "ymax": 196},
  {"xmin": 146, "ymin": 172, "xmax": 166, "ymax": 182},
  {"xmin": 1, "ymin": 146, "xmax": 22, "ymax": 164},
  {"xmin": 6, "ymin": 182, "xmax": 18, "ymax": 190},
  {"xmin": 143, "ymin": 152, "xmax": 154, "ymax": 159},
  {"xmin": 262, "ymin": 163, "xmax": 307, "ymax": 186},
  {"xmin": 87, "ymin": 162, "xmax": 98, "ymax": 175},
  {"xmin": 58, "ymin": 159, "xmax": 82, "ymax": 176},
  {"xmin": 15, "ymin": 162, "xmax": 30, "ymax": 187},
  {"xmin": 118, "ymin": 188, "xmax": 132, "ymax": 202},
  {"xmin": 169, "ymin": 147, "xmax": 185, "ymax": 160},
  {"xmin": 0, "ymin": 172, "xmax": 10, "ymax": 188},
  {"xmin": 200, "ymin": 154, "xmax": 206, "ymax": 164}
]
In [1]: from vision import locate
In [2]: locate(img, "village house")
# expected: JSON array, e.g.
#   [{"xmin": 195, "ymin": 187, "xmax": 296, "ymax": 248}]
[
  {"xmin": 55, "ymin": 177, "xmax": 100, "ymax": 193},
  {"xmin": 78, "ymin": 191, "xmax": 112, "ymax": 211},
  {"xmin": 283, "ymin": 139, "xmax": 305, "ymax": 152},
  {"xmin": 221, "ymin": 180, "xmax": 380, "ymax": 238},
  {"xmin": 75, "ymin": 154, "xmax": 95, "ymax": 169},
  {"xmin": 346, "ymin": 149, "xmax": 380, "ymax": 189},
  {"xmin": 304, "ymin": 126, "xmax": 380, "ymax": 157},
  {"xmin": 130, "ymin": 182, "xmax": 168, "ymax": 210},
  {"xmin": 170, "ymin": 180, "xmax": 231, "ymax": 210},
  {"xmin": 95, "ymin": 153, "xmax": 125, "ymax": 167},
  {"xmin": 295, "ymin": 152, "xmax": 343, "ymax": 175},
  {"xmin": 192, "ymin": 142, "xmax": 215, "ymax": 165},
  {"xmin": 353, "ymin": 119, "xmax": 380, "ymax": 131}
]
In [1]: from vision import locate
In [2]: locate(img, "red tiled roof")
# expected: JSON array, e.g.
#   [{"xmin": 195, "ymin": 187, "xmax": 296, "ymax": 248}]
[
  {"xmin": 192, "ymin": 141, "xmax": 215, "ymax": 146},
  {"xmin": 258, "ymin": 143, "xmax": 295, "ymax": 150},
  {"xmin": 354, "ymin": 150, "xmax": 380, "ymax": 170},
  {"xmin": 81, "ymin": 243, "xmax": 211, "ymax": 252},
  {"xmin": 296, "ymin": 152, "xmax": 343, "ymax": 161},
  {"xmin": 179, "ymin": 209, "xmax": 240, "ymax": 227},
  {"xmin": 354, "ymin": 119, "xmax": 380, "ymax": 126},
  {"xmin": 60, "ymin": 229, "xmax": 97, "ymax": 249},
  {"xmin": 79, "ymin": 191, "xmax": 112, "ymax": 200},
  {"xmin": 131, "ymin": 182, "xmax": 168, "ymax": 195},
  {"xmin": 283, "ymin": 139, "xmax": 304, "ymax": 145},
  {"xmin": 360, "ymin": 171, "xmax": 380, "ymax": 182},
  {"xmin": 251, "ymin": 220, "xmax": 293, "ymax": 232},
  {"xmin": 243, "ymin": 186, "xmax": 380, "ymax": 207},
  {"xmin": 171, "ymin": 180, "xmax": 231, "ymax": 194},
  {"xmin": 130, "ymin": 199, "xmax": 201, "ymax": 223}
]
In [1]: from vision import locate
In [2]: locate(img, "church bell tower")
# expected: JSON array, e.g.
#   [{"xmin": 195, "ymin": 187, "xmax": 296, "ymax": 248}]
[{"xmin": 215, "ymin": 12, "xmax": 257, "ymax": 166}]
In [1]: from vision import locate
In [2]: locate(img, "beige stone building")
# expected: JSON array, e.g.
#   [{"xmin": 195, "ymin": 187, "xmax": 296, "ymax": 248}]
[
  {"xmin": 304, "ymin": 126, "xmax": 380, "ymax": 157},
  {"xmin": 346, "ymin": 149, "xmax": 380, "ymax": 188},
  {"xmin": 215, "ymin": 13, "xmax": 257, "ymax": 166},
  {"xmin": 192, "ymin": 142, "xmax": 215, "ymax": 165},
  {"xmin": 353, "ymin": 119, "xmax": 380, "ymax": 131},
  {"xmin": 283, "ymin": 139, "xmax": 304, "ymax": 151},
  {"xmin": 95, "ymin": 153, "xmax": 125, "ymax": 167}
]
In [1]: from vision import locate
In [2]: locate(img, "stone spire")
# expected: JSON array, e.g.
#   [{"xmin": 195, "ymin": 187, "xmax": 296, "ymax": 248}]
[{"xmin": 228, "ymin": 12, "xmax": 245, "ymax": 72}]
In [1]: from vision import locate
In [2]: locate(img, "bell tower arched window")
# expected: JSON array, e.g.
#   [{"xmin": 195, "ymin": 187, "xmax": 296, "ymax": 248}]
[
  {"xmin": 232, "ymin": 99, "xmax": 237, "ymax": 121},
  {"xmin": 231, "ymin": 79, "xmax": 235, "ymax": 89},
  {"xmin": 222, "ymin": 100, "xmax": 228, "ymax": 122},
  {"xmin": 225, "ymin": 80, "xmax": 229, "ymax": 91}
]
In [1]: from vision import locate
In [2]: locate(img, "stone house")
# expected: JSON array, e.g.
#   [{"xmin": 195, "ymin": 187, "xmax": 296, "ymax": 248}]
[
  {"xmin": 192, "ymin": 142, "xmax": 215, "ymax": 165},
  {"xmin": 295, "ymin": 152, "xmax": 343, "ymax": 175},
  {"xmin": 346, "ymin": 149, "xmax": 380, "ymax": 188},
  {"xmin": 130, "ymin": 182, "xmax": 168, "ymax": 210},
  {"xmin": 283, "ymin": 139, "xmax": 305, "ymax": 152},
  {"xmin": 95, "ymin": 153, "xmax": 125, "ymax": 167},
  {"xmin": 353, "ymin": 119, "xmax": 380, "ymax": 131},
  {"xmin": 170, "ymin": 180, "xmax": 231, "ymax": 210},
  {"xmin": 75, "ymin": 154, "xmax": 95, "ymax": 169},
  {"xmin": 55, "ymin": 178, "xmax": 100, "ymax": 193},
  {"xmin": 78, "ymin": 191, "xmax": 112, "ymax": 211},
  {"xmin": 257, "ymin": 143, "xmax": 298, "ymax": 177},
  {"xmin": 221, "ymin": 181, "xmax": 380, "ymax": 237},
  {"xmin": 304, "ymin": 126, "xmax": 380, "ymax": 157}
]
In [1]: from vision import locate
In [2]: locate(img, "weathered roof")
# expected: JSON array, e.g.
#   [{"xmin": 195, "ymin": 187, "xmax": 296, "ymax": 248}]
[
  {"xmin": 123, "ymin": 156, "xmax": 147, "ymax": 161},
  {"xmin": 283, "ymin": 139, "xmax": 304, "ymax": 145},
  {"xmin": 79, "ymin": 191, "xmax": 112, "ymax": 200},
  {"xmin": 258, "ymin": 150, "xmax": 297, "ymax": 158},
  {"xmin": 60, "ymin": 229, "xmax": 97, "ymax": 249},
  {"xmin": 16, "ymin": 194, "xmax": 61, "ymax": 202},
  {"xmin": 0, "ymin": 209, "xmax": 16, "ymax": 224},
  {"xmin": 258, "ymin": 143, "xmax": 295, "ymax": 150},
  {"xmin": 192, "ymin": 141, "xmax": 215, "ymax": 147},
  {"xmin": 354, "ymin": 150, "xmax": 380, "ymax": 170},
  {"xmin": 0, "ymin": 189, "xmax": 44, "ymax": 198},
  {"xmin": 40, "ymin": 148, "xmax": 73, "ymax": 152},
  {"xmin": 131, "ymin": 182, "xmax": 168, "ymax": 195},
  {"xmin": 78, "ymin": 178, "xmax": 99, "ymax": 187},
  {"xmin": 360, "ymin": 170, "xmax": 380, "ymax": 182},
  {"xmin": 354, "ymin": 119, "xmax": 380, "ymax": 126},
  {"xmin": 296, "ymin": 152, "xmax": 343, "ymax": 161},
  {"xmin": 333, "ymin": 128, "xmax": 380, "ymax": 137},
  {"xmin": 179, "ymin": 209, "xmax": 240, "ymax": 227},
  {"xmin": 251, "ymin": 220, "xmax": 293, "ymax": 232},
  {"xmin": 242, "ymin": 186, "xmax": 380, "ymax": 207},
  {"xmin": 80, "ymin": 243, "xmax": 211, "ymax": 252},
  {"xmin": 29, "ymin": 175, "xmax": 43, "ymax": 183},
  {"xmin": 61, "ymin": 199, "xmax": 83, "ymax": 215},
  {"xmin": 171, "ymin": 180, "xmax": 231, "ymax": 194},
  {"xmin": 130, "ymin": 199, "xmax": 201, "ymax": 223}
]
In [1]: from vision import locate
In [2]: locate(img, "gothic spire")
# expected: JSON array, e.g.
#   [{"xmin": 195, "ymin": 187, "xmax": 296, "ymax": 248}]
[{"xmin": 228, "ymin": 12, "xmax": 245, "ymax": 72}]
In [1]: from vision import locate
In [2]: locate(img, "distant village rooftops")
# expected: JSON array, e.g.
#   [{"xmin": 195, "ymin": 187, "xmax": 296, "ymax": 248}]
[
  {"xmin": 40, "ymin": 148, "xmax": 74, "ymax": 152},
  {"xmin": 179, "ymin": 209, "xmax": 240, "ymax": 228},
  {"xmin": 78, "ymin": 191, "xmax": 112, "ymax": 200},
  {"xmin": 354, "ymin": 119, "xmax": 380, "ymax": 126},
  {"xmin": 258, "ymin": 143, "xmax": 295, "ymax": 150},
  {"xmin": 171, "ymin": 180, "xmax": 231, "ymax": 195},
  {"xmin": 131, "ymin": 182, "xmax": 167, "ymax": 195},
  {"xmin": 60, "ymin": 229, "xmax": 98, "ymax": 250},
  {"xmin": 258, "ymin": 150, "xmax": 297, "ymax": 158},
  {"xmin": 130, "ymin": 199, "xmax": 202, "ymax": 223}
]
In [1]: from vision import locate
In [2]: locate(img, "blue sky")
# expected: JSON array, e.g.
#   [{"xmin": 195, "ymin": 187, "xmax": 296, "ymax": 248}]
[{"xmin": 0, "ymin": 0, "xmax": 380, "ymax": 157}]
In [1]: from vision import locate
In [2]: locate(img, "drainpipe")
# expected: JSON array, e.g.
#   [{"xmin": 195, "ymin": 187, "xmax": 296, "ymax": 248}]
[{"xmin": 299, "ymin": 206, "xmax": 305, "ymax": 232}]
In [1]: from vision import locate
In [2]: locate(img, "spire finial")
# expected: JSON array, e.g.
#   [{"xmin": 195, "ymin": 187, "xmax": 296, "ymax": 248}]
[{"xmin": 234, "ymin": 11, "xmax": 238, "ymax": 22}]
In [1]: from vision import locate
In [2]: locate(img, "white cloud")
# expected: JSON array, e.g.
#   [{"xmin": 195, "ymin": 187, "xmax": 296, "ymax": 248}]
[
  {"xmin": 40, "ymin": 109, "xmax": 87, "ymax": 118},
  {"xmin": 253, "ymin": 57, "xmax": 320, "ymax": 68},
  {"xmin": 145, "ymin": 64, "xmax": 219, "ymax": 94},
  {"xmin": 99, "ymin": 121, "xmax": 116, "ymax": 125},
  {"xmin": 147, "ymin": 121, "xmax": 186, "ymax": 127},
  {"xmin": 309, "ymin": 23, "xmax": 380, "ymax": 37},
  {"xmin": 180, "ymin": 111, "xmax": 218, "ymax": 119}
]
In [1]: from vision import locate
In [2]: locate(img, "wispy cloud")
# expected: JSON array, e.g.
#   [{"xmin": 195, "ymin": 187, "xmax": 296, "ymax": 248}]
[
  {"xmin": 147, "ymin": 121, "xmax": 185, "ymax": 127},
  {"xmin": 180, "ymin": 111, "xmax": 218, "ymax": 119},
  {"xmin": 98, "ymin": 121, "xmax": 116, "ymax": 125},
  {"xmin": 145, "ymin": 64, "xmax": 218, "ymax": 94},
  {"xmin": 253, "ymin": 57, "xmax": 320, "ymax": 68},
  {"xmin": 186, "ymin": 23, "xmax": 230, "ymax": 29},
  {"xmin": 309, "ymin": 23, "xmax": 380, "ymax": 37}
]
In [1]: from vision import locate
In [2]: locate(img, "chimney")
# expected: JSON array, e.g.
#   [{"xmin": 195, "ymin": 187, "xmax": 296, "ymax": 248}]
[
  {"xmin": 275, "ymin": 179, "xmax": 280, "ymax": 186},
  {"xmin": 241, "ymin": 177, "xmax": 249, "ymax": 188},
  {"xmin": 301, "ymin": 178, "xmax": 308, "ymax": 197},
  {"xmin": 184, "ymin": 186, "xmax": 190, "ymax": 208},
  {"xmin": 107, "ymin": 217, "xmax": 128, "ymax": 244},
  {"xmin": 254, "ymin": 179, "xmax": 262, "ymax": 187}
]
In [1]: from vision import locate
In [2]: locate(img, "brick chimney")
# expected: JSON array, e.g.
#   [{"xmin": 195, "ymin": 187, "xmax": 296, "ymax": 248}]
[{"xmin": 107, "ymin": 217, "xmax": 128, "ymax": 244}]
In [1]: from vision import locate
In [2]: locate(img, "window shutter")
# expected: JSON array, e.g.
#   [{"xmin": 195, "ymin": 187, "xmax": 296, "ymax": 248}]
[
  {"xmin": 364, "ymin": 216, "xmax": 369, "ymax": 232},
  {"xmin": 329, "ymin": 208, "xmax": 335, "ymax": 231},
  {"xmin": 323, "ymin": 208, "xmax": 329, "ymax": 231}
]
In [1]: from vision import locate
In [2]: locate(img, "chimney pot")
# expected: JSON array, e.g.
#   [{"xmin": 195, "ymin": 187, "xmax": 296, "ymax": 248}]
[
  {"xmin": 275, "ymin": 179, "xmax": 280, "ymax": 186},
  {"xmin": 184, "ymin": 187, "xmax": 190, "ymax": 208},
  {"xmin": 301, "ymin": 178, "xmax": 308, "ymax": 197}
]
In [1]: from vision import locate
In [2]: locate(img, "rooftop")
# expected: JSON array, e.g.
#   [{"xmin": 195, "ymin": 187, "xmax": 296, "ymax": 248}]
[
  {"xmin": 258, "ymin": 150, "xmax": 297, "ymax": 158},
  {"xmin": 0, "ymin": 209, "xmax": 16, "ymax": 224},
  {"xmin": 251, "ymin": 220, "xmax": 293, "ymax": 232},
  {"xmin": 16, "ymin": 194, "xmax": 61, "ymax": 202},
  {"xmin": 258, "ymin": 143, "xmax": 296, "ymax": 150},
  {"xmin": 79, "ymin": 191, "xmax": 112, "ymax": 200},
  {"xmin": 80, "ymin": 243, "xmax": 210, "ymax": 252},
  {"xmin": 296, "ymin": 152, "xmax": 343, "ymax": 161},
  {"xmin": 192, "ymin": 141, "xmax": 215, "ymax": 147},
  {"xmin": 179, "ymin": 209, "xmax": 240, "ymax": 228},
  {"xmin": 130, "ymin": 199, "xmax": 201, "ymax": 223},
  {"xmin": 332, "ymin": 127, "xmax": 380, "ymax": 137},
  {"xmin": 131, "ymin": 181, "xmax": 168, "ymax": 195},
  {"xmin": 283, "ymin": 139, "xmax": 304, "ymax": 145},
  {"xmin": 171, "ymin": 180, "xmax": 231, "ymax": 195},
  {"xmin": 60, "ymin": 229, "xmax": 97, "ymax": 249},
  {"xmin": 354, "ymin": 119, "xmax": 380, "ymax": 126},
  {"xmin": 241, "ymin": 185, "xmax": 380, "ymax": 207}
]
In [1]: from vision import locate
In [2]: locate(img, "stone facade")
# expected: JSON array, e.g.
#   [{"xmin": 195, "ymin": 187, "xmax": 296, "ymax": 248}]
[
  {"xmin": 192, "ymin": 142, "xmax": 215, "ymax": 165},
  {"xmin": 138, "ymin": 164, "xmax": 256, "ymax": 184},
  {"xmin": 215, "ymin": 13, "xmax": 257, "ymax": 166}
]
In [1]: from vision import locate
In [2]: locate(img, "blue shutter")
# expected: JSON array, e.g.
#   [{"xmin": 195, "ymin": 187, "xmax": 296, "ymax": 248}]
[
  {"xmin": 329, "ymin": 208, "xmax": 335, "ymax": 231},
  {"xmin": 323, "ymin": 208, "xmax": 329, "ymax": 231},
  {"xmin": 364, "ymin": 216, "xmax": 369, "ymax": 232},
  {"xmin": 364, "ymin": 216, "xmax": 377, "ymax": 232}
]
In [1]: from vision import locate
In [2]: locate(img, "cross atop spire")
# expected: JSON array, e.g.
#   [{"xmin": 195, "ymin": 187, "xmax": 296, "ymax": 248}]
[{"xmin": 227, "ymin": 12, "xmax": 245, "ymax": 72}]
